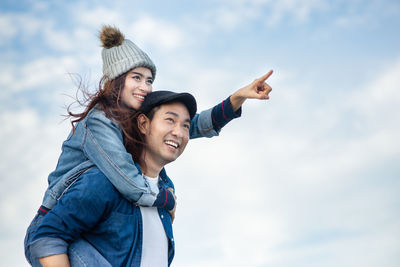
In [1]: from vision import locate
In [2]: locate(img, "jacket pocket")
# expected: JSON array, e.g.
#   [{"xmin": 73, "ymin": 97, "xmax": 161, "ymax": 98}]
[{"xmin": 95, "ymin": 211, "xmax": 140, "ymax": 251}]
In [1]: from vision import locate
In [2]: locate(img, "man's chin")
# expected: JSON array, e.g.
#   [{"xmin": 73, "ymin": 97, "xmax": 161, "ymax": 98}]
[{"xmin": 163, "ymin": 152, "xmax": 182, "ymax": 164}]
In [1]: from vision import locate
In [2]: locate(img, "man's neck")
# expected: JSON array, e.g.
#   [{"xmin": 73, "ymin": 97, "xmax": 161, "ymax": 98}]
[{"xmin": 140, "ymin": 154, "xmax": 164, "ymax": 178}]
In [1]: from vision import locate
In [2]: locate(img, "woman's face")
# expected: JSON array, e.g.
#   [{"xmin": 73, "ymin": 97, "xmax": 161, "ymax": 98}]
[{"xmin": 121, "ymin": 67, "xmax": 153, "ymax": 110}]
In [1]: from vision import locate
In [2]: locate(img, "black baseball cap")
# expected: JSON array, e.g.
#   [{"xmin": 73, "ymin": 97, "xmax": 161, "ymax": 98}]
[{"xmin": 140, "ymin": 90, "xmax": 197, "ymax": 120}]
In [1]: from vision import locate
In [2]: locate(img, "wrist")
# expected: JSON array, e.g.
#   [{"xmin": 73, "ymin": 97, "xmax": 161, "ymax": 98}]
[{"xmin": 230, "ymin": 90, "xmax": 246, "ymax": 112}]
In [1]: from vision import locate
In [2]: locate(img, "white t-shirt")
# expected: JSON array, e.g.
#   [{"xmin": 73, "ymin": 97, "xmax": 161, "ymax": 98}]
[{"xmin": 140, "ymin": 175, "xmax": 168, "ymax": 267}]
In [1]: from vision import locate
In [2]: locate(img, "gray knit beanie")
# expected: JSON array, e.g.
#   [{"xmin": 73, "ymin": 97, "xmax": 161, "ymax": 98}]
[{"xmin": 100, "ymin": 25, "xmax": 156, "ymax": 80}]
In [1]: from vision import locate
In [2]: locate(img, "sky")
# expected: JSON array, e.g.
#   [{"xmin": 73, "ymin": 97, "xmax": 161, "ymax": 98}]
[{"xmin": 1, "ymin": 0, "xmax": 399, "ymax": 266}]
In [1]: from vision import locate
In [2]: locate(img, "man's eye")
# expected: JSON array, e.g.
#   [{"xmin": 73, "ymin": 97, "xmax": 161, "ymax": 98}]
[
  {"xmin": 184, "ymin": 124, "xmax": 190, "ymax": 130},
  {"xmin": 166, "ymin": 118, "xmax": 174, "ymax": 122}
]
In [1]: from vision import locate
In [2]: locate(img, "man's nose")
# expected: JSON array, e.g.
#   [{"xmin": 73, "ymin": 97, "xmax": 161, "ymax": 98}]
[{"xmin": 171, "ymin": 125, "xmax": 186, "ymax": 139}]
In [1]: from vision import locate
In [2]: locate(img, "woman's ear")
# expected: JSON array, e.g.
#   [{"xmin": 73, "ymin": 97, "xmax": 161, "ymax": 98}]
[{"xmin": 137, "ymin": 114, "xmax": 150, "ymax": 135}]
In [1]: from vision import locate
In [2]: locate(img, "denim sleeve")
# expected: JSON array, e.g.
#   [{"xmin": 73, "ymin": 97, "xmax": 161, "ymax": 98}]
[
  {"xmin": 29, "ymin": 238, "xmax": 69, "ymax": 259},
  {"xmin": 83, "ymin": 109, "xmax": 156, "ymax": 206},
  {"xmin": 189, "ymin": 108, "xmax": 216, "ymax": 139},
  {"xmin": 189, "ymin": 96, "xmax": 242, "ymax": 139},
  {"xmin": 29, "ymin": 169, "xmax": 116, "ymax": 259}
]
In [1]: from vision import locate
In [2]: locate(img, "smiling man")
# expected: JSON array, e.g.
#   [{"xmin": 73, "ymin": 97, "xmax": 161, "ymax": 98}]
[{"xmin": 27, "ymin": 91, "xmax": 196, "ymax": 267}]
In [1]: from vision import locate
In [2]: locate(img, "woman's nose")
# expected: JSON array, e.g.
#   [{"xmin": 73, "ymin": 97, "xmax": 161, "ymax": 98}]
[{"xmin": 139, "ymin": 81, "xmax": 152, "ymax": 93}]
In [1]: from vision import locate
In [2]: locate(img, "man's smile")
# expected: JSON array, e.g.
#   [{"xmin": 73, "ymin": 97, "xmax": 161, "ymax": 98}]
[{"xmin": 164, "ymin": 140, "xmax": 179, "ymax": 149}]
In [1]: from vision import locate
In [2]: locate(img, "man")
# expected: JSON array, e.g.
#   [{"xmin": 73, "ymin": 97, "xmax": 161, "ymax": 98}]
[{"xmin": 27, "ymin": 90, "xmax": 197, "ymax": 266}]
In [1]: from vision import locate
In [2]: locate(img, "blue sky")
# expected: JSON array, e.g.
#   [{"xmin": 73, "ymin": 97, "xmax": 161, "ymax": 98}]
[{"xmin": 1, "ymin": 0, "xmax": 399, "ymax": 266}]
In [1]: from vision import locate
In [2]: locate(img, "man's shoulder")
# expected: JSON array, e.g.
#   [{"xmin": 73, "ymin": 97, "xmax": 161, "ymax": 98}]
[{"xmin": 75, "ymin": 167, "xmax": 119, "ymax": 197}]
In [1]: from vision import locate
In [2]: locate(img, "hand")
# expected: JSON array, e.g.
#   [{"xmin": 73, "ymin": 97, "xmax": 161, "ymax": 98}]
[
  {"xmin": 39, "ymin": 254, "xmax": 70, "ymax": 267},
  {"xmin": 167, "ymin": 188, "xmax": 177, "ymax": 223},
  {"xmin": 230, "ymin": 70, "xmax": 273, "ymax": 111}
]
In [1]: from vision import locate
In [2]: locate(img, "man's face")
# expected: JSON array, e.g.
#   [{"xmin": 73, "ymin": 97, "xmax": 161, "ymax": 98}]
[{"xmin": 143, "ymin": 102, "xmax": 191, "ymax": 167}]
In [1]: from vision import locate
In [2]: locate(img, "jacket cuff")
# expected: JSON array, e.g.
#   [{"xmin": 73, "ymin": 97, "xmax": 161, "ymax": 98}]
[
  {"xmin": 211, "ymin": 96, "xmax": 242, "ymax": 131},
  {"xmin": 136, "ymin": 192, "xmax": 157, "ymax": 207},
  {"xmin": 152, "ymin": 188, "xmax": 175, "ymax": 210},
  {"xmin": 29, "ymin": 237, "xmax": 68, "ymax": 259},
  {"xmin": 196, "ymin": 108, "xmax": 219, "ymax": 138}
]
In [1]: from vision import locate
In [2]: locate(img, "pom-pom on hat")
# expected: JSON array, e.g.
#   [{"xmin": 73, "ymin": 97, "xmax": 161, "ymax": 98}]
[{"xmin": 100, "ymin": 25, "xmax": 156, "ymax": 80}]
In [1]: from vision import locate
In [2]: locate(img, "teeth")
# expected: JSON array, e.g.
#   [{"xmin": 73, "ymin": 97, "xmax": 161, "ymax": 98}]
[
  {"xmin": 165, "ymin": 140, "xmax": 178, "ymax": 148},
  {"xmin": 134, "ymin": 94, "xmax": 145, "ymax": 100}
]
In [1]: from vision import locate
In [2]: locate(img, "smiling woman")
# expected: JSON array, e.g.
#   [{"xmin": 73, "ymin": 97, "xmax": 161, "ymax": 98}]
[{"xmin": 121, "ymin": 67, "xmax": 154, "ymax": 109}]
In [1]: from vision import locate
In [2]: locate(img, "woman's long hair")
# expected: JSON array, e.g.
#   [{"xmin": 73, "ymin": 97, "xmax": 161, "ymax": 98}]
[{"xmin": 67, "ymin": 73, "xmax": 146, "ymax": 163}]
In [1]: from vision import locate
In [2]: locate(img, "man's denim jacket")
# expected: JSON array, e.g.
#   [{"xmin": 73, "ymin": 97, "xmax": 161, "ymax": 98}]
[
  {"xmin": 41, "ymin": 106, "xmax": 220, "ymax": 209},
  {"xmin": 30, "ymin": 166, "xmax": 177, "ymax": 266}
]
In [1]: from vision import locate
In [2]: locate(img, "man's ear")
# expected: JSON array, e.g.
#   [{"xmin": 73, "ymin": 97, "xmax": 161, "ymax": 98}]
[{"xmin": 137, "ymin": 114, "xmax": 150, "ymax": 135}]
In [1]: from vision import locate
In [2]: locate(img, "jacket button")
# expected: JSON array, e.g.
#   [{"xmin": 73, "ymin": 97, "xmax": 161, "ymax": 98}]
[{"xmin": 161, "ymin": 215, "xmax": 164, "ymax": 219}]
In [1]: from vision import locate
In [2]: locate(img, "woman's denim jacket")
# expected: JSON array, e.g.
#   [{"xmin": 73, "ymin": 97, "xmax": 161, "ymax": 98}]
[
  {"xmin": 41, "ymin": 106, "xmax": 220, "ymax": 209},
  {"xmin": 30, "ymin": 166, "xmax": 176, "ymax": 266}
]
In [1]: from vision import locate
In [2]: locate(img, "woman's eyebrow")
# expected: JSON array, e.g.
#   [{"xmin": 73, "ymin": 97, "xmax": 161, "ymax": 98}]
[
  {"xmin": 129, "ymin": 71, "xmax": 153, "ymax": 79},
  {"xmin": 130, "ymin": 71, "xmax": 143, "ymax": 76}
]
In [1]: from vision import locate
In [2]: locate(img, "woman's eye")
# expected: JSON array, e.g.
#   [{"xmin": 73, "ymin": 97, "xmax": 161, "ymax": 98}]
[
  {"xmin": 146, "ymin": 79, "xmax": 153, "ymax": 84},
  {"xmin": 133, "ymin": 75, "xmax": 141, "ymax": 81},
  {"xmin": 166, "ymin": 118, "xmax": 174, "ymax": 122}
]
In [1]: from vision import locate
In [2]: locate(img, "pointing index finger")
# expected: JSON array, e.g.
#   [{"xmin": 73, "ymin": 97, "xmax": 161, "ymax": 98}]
[{"xmin": 257, "ymin": 70, "xmax": 273, "ymax": 82}]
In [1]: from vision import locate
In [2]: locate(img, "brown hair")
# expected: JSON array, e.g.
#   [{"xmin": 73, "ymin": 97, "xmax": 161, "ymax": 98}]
[
  {"xmin": 123, "ymin": 111, "xmax": 146, "ymax": 164},
  {"xmin": 124, "ymin": 105, "xmax": 162, "ymax": 171}
]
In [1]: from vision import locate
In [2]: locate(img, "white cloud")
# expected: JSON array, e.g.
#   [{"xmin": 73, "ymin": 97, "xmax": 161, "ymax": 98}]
[
  {"xmin": 350, "ymin": 58, "xmax": 400, "ymax": 126},
  {"xmin": 42, "ymin": 26, "xmax": 77, "ymax": 52},
  {"xmin": 0, "ymin": 15, "xmax": 18, "ymax": 41},
  {"xmin": 75, "ymin": 6, "xmax": 122, "ymax": 28},
  {"xmin": 128, "ymin": 16, "xmax": 186, "ymax": 50},
  {"xmin": 334, "ymin": 0, "xmax": 400, "ymax": 28},
  {"xmin": 74, "ymin": 6, "xmax": 187, "ymax": 51},
  {"xmin": 196, "ymin": 0, "xmax": 327, "ymax": 31},
  {"xmin": 278, "ymin": 0, "xmax": 326, "ymax": 20},
  {"xmin": 0, "ymin": 13, "xmax": 45, "ymax": 45},
  {"xmin": 207, "ymin": 5, "xmax": 262, "ymax": 30},
  {"xmin": 0, "ymin": 56, "xmax": 79, "ymax": 95}
]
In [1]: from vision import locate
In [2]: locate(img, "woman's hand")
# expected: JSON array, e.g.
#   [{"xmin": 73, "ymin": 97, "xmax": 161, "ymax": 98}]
[
  {"xmin": 230, "ymin": 70, "xmax": 273, "ymax": 112},
  {"xmin": 167, "ymin": 188, "xmax": 177, "ymax": 223}
]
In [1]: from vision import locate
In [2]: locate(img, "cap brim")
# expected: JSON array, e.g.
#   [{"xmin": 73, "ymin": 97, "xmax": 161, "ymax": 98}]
[{"xmin": 141, "ymin": 91, "xmax": 197, "ymax": 120}]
